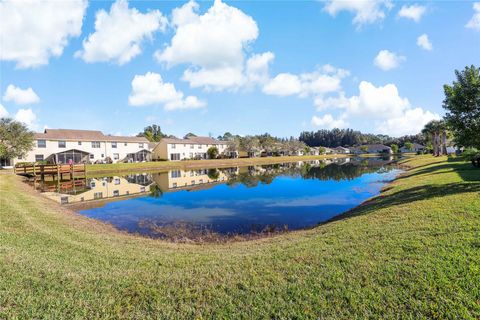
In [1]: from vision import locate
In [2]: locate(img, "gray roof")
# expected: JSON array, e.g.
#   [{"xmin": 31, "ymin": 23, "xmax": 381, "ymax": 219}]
[
  {"xmin": 161, "ymin": 136, "xmax": 229, "ymax": 145},
  {"xmin": 34, "ymin": 129, "xmax": 149, "ymax": 143}
]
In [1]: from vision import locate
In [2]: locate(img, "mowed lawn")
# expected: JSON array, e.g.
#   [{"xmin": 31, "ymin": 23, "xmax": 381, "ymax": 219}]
[{"xmin": 0, "ymin": 156, "xmax": 479, "ymax": 319}]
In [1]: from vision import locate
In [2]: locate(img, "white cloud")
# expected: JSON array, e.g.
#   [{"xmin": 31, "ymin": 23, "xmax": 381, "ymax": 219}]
[
  {"xmin": 398, "ymin": 4, "xmax": 426, "ymax": 22},
  {"xmin": 155, "ymin": 0, "xmax": 259, "ymax": 90},
  {"xmin": 0, "ymin": 0, "xmax": 86, "ymax": 68},
  {"xmin": 314, "ymin": 81, "xmax": 439, "ymax": 135},
  {"xmin": 0, "ymin": 104, "xmax": 9, "ymax": 118},
  {"xmin": 3, "ymin": 85, "xmax": 40, "ymax": 105},
  {"xmin": 323, "ymin": 0, "xmax": 393, "ymax": 27},
  {"xmin": 417, "ymin": 34, "xmax": 433, "ymax": 51},
  {"xmin": 466, "ymin": 2, "xmax": 480, "ymax": 31},
  {"xmin": 373, "ymin": 50, "xmax": 406, "ymax": 71},
  {"xmin": 14, "ymin": 108, "xmax": 37, "ymax": 129},
  {"xmin": 377, "ymin": 107, "xmax": 440, "ymax": 136},
  {"xmin": 75, "ymin": 0, "xmax": 167, "ymax": 65},
  {"xmin": 263, "ymin": 65, "xmax": 349, "ymax": 97},
  {"xmin": 263, "ymin": 73, "xmax": 302, "ymax": 96},
  {"xmin": 311, "ymin": 114, "xmax": 348, "ymax": 129},
  {"xmin": 245, "ymin": 52, "xmax": 275, "ymax": 86},
  {"xmin": 128, "ymin": 72, "xmax": 206, "ymax": 111}
]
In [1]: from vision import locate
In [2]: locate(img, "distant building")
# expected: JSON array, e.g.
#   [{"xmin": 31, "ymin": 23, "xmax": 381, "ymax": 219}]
[
  {"xmin": 10, "ymin": 129, "xmax": 151, "ymax": 166},
  {"xmin": 352, "ymin": 144, "xmax": 392, "ymax": 154},
  {"xmin": 400, "ymin": 143, "xmax": 425, "ymax": 153},
  {"xmin": 332, "ymin": 146, "xmax": 350, "ymax": 154},
  {"xmin": 152, "ymin": 136, "xmax": 235, "ymax": 161}
]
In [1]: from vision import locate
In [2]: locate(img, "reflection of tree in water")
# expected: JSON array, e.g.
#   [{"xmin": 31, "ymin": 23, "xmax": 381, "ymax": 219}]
[
  {"xmin": 207, "ymin": 168, "xmax": 220, "ymax": 180},
  {"xmin": 302, "ymin": 163, "xmax": 382, "ymax": 181},
  {"xmin": 149, "ymin": 184, "xmax": 163, "ymax": 198},
  {"xmin": 224, "ymin": 160, "xmax": 390, "ymax": 187}
]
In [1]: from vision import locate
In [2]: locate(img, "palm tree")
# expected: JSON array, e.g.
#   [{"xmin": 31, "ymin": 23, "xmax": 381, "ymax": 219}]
[{"xmin": 422, "ymin": 120, "xmax": 448, "ymax": 156}]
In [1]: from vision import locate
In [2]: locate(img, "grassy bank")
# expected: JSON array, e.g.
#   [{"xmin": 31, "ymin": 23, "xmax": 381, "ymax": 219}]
[
  {"xmin": 86, "ymin": 154, "xmax": 348, "ymax": 174},
  {"xmin": 1, "ymin": 156, "xmax": 479, "ymax": 318}
]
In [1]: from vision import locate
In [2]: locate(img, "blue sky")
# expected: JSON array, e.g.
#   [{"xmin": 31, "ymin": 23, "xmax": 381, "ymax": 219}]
[{"xmin": 1, "ymin": 0, "xmax": 479, "ymax": 138}]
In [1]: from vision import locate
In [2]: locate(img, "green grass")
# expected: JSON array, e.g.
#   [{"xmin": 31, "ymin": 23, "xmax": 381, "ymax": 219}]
[{"xmin": 1, "ymin": 156, "xmax": 479, "ymax": 319}]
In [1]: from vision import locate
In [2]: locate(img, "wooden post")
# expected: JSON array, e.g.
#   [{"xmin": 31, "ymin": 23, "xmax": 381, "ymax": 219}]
[{"xmin": 56, "ymin": 164, "xmax": 60, "ymax": 192}]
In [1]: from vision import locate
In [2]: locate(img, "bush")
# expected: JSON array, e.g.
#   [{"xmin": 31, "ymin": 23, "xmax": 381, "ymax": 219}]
[{"xmin": 462, "ymin": 148, "xmax": 480, "ymax": 167}]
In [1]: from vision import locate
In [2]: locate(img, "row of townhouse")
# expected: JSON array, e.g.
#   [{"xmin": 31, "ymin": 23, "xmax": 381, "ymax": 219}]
[
  {"xmin": 2, "ymin": 128, "xmax": 237, "ymax": 167},
  {"xmin": 9, "ymin": 129, "xmax": 151, "ymax": 166}
]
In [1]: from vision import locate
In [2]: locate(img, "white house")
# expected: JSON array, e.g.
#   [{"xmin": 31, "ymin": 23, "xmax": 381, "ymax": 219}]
[
  {"xmin": 152, "ymin": 136, "xmax": 235, "ymax": 161},
  {"xmin": 12, "ymin": 129, "xmax": 152, "ymax": 166},
  {"xmin": 352, "ymin": 144, "xmax": 393, "ymax": 154},
  {"xmin": 332, "ymin": 146, "xmax": 350, "ymax": 154},
  {"xmin": 400, "ymin": 143, "xmax": 425, "ymax": 153}
]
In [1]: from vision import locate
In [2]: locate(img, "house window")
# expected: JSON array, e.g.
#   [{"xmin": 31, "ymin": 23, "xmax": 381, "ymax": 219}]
[
  {"xmin": 89, "ymin": 154, "xmax": 94, "ymax": 159},
  {"xmin": 172, "ymin": 182, "xmax": 177, "ymax": 188},
  {"xmin": 78, "ymin": 141, "xmax": 82, "ymax": 146},
  {"xmin": 35, "ymin": 154, "xmax": 44, "ymax": 162},
  {"xmin": 90, "ymin": 181, "xmax": 96, "ymax": 188},
  {"xmin": 58, "ymin": 141, "xmax": 66, "ymax": 148},
  {"xmin": 37, "ymin": 139, "xmax": 46, "ymax": 148},
  {"xmin": 101, "ymin": 154, "xmax": 104, "ymax": 158},
  {"xmin": 140, "ymin": 186, "xmax": 145, "ymax": 192},
  {"xmin": 114, "ymin": 178, "xmax": 121, "ymax": 185},
  {"xmin": 113, "ymin": 190, "xmax": 119, "ymax": 197},
  {"xmin": 171, "ymin": 144, "xmax": 176, "ymax": 149},
  {"xmin": 111, "ymin": 142, "xmax": 117, "ymax": 148},
  {"xmin": 139, "ymin": 143, "xmax": 144, "ymax": 148},
  {"xmin": 92, "ymin": 141, "xmax": 100, "ymax": 148},
  {"xmin": 171, "ymin": 170, "xmax": 181, "ymax": 178},
  {"xmin": 170, "ymin": 153, "xmax": 180, "ymax": 161},
  {"xmin": 190, "ymin": 144, "xmax": 194, "ymax": 149},
  {"xmin": 113, "ymin": 153, "xmax": 119, "ymax": 160},
  {"xmin": 124, "ymin": 142, "xmax": 127, "ymax": 146},
  {"xmin": 94, "ymin": 192, "xmax": 103, "ymax": 199},
  {"xmin": 60, "ymin": 196, "xmax": 69, "ymax": 204}
]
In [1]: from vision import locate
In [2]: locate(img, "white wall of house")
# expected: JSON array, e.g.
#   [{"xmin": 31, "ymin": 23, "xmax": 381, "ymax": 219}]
[
  {"xmin": 16, "ymin": 139, "xmax": 150, "ymax": 164},
  {"xmin": 154, "ymin": 140, "xmax": 229, "ymax": 161}
]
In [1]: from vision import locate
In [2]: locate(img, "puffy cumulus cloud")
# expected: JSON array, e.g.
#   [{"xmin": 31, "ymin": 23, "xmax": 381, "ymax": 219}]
[
  {"xmin": 128, "ymin": 72, "xmax": 206, "ymax": 111},
  {"xmin": 377, "ymin": 107, "xmax": 440, "ymax": 136},
  {"xmin": 0, "ymin": 104, "xmax": 9, "ymax": 118},
  {"xmin": 373, "ymin": 50, "xmax": 406, "ymax": 71},
  {"xmin": 0, "ymin": 0, "xmax": 87, "ymax": 68},
  {"xmin": 155, "ymin": 0, "xmax": 261, "ymax": 91},
  {"xmin": 323, "ymin": 0, "xmax": 393, "ymax": 27},
  {"xmin": 311, "ymin": 114, "xmax": 348, "ymax": 129},
  {"xmin": 417, "ymin": 34, "xmax": 433, "ymax": 51},
  {"xmin": 263, "ymin": 65, "xmax": 349, "ymax": 97},
  {"xmin": 75, "ymin": 0, "xmax": 167, "ymax": 65},
  {"xmin": 466, "ymin": 2, "xmax": 480, "ymax": 31},
  {"xmin": 397, "ymin": 4, "xmax": 427, "ymax": 22},
  {"xmin": 3, "ymin": 85, "xmax": 40, "ymax": 105},
  {"xmin": 245, "ymin": 52, "xmax": 275, "ymax": 87},
  {"xmin": 312, "ymin": 81, "xmax": 439, "ymax": 135},
  {"xmin": 14, "ymin": 108, "xmax": 38, "ymax": 129}
]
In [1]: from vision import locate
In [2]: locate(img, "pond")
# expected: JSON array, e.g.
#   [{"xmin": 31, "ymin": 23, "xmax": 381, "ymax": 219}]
[{"xmin": 32, "ymin": 157, "xmax": 402, "ymax": 241}]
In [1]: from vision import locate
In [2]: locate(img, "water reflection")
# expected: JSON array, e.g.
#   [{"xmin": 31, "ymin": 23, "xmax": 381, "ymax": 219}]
[{"xmin": 30, "ymin": 157, "xmax": 402, "ymax": 240}]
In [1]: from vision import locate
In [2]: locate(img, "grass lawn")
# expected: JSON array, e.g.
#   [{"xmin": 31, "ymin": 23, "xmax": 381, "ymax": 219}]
[
  {"xmin": 86, "ymin": 154, "xmax": 348, "ymax": 174},
  {"xmin": 0, "ymin": 156, "xmax": 479, "ymax": 318}
]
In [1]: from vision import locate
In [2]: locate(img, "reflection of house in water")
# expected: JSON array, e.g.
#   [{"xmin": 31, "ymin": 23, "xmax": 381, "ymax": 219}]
[
  {"xmin": 152, "ymin": 168, "xmax": 239, "ymax": 192},
  {"xmin": 40, "ymin": 174, "xmax": 153, "ymax": 204}
]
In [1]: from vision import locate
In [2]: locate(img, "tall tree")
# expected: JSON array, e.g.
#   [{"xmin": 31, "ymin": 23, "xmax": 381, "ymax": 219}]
[
  {"xmin": 443, "ymin": 65, "xmax": 480, "ymax": 149},
  {"xmin": 0, "ymin": 118, "xmax": 35, "ymax": 162},
  {"xmin": 422, "ymin": 120, "xmax": 448, "ymax": 156},
  {"xmin": 138, "ymin": 124, "xmax": 164, "ymax": 142}
]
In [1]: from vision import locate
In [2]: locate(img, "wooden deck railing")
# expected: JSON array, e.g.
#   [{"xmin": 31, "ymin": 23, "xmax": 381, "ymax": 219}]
[{"xmin": 14, "ymin": 163, "xmax": 86, "ymax": 178}]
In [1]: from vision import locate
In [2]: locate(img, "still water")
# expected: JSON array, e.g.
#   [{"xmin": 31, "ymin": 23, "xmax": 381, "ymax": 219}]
[{"xmin": 34, "ymin": 157, "xmax": 402, "ymax": 240}]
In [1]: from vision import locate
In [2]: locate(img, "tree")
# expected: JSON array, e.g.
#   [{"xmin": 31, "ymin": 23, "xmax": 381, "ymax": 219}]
[
  {"xmin": 443, "ymin": 65, "xmax": 480, "ymax": 150},
  {"xmin": 207, "ymin": 146, "xmax": 219, "ymax": 159},
  {"xmin": 318, "ymin": 147, "xmax": 326, "ymax": 154},
  {"xmin": 360, "ymin": 146, "xmax": 369, "ymax": 153},
  {"xmin": 240, "ymin": 136, "xmax": 260, "ymax": 157},
  {"xmin": 0, "ymin": 118, "xmax": 35, "ymax": 163},
  {"xmin": 422, "ymin": 120, "xmax": 448, "ymax": 156},
  {"xmin": 138, "ymin": 124, "xmax": 164, "ymax": 142},
  {"xmin": 391, "ymin": 144, "xmax": 399, "ymax": 154},
  {"xmin": 404, "ymin": 142, "xmax": 413, "ymax": 152}
]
